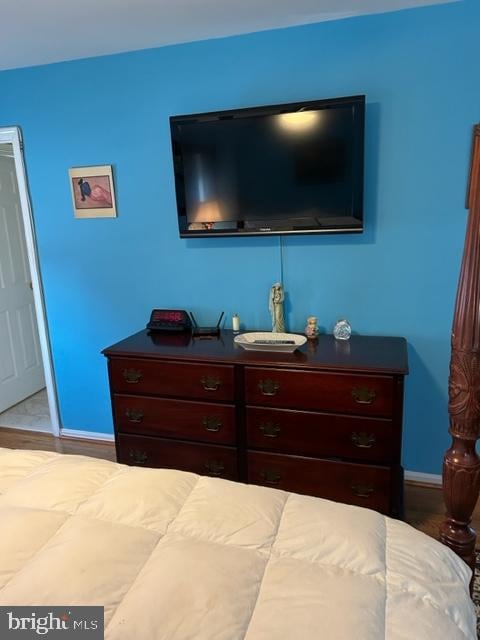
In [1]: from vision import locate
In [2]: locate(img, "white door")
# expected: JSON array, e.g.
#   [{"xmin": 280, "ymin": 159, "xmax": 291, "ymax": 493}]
[{"xmin": 0, "ymin": 143, "xmax": 45, "ymax": 413}]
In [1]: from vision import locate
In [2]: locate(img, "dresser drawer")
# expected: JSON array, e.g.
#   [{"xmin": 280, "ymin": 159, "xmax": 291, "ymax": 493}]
[
  {"xmin": 248, "ymin": 451, "xmax": 391, "ymax": 513},
  {"xmin": 245, "ymin": 367, "xmax": 395, "ymax": 417},
  {"xmin": 109, "ymin": 358, "xmax": 234, "ymax": 401},
  {"xmin": 114, "ymin": 394, "xmax": 236, "ymax": 445},
  {"xmin": 246, "ymin": 407, "xmax": 396, "ymax": 463},
  {"xmin": 117, "ymin": 433, "xmax": 238, "ymax": 479}
]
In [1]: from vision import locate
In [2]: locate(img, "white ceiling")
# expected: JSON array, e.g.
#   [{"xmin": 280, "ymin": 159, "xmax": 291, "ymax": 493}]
[{"xmin": 1, "ymin": 0, "xmax": 457, "ymax": 71}]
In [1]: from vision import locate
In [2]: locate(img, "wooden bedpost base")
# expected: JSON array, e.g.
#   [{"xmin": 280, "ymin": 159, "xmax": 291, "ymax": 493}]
[
  {"xmin": 440, "ymin": 435, "xmax": 480, "ymax": 587},
  {"xmin": 439, "ymin": 522, "xmax": 476, "ymax": 573}
]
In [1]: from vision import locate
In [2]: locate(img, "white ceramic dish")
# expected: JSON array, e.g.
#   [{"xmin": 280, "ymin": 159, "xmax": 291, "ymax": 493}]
[{"xmin": 234, "ymin": 332, "xmax": 307, "ymax": 353}]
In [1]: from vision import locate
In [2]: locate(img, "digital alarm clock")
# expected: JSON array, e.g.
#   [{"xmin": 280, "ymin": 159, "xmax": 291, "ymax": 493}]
[{"xmin": 146, "ymin": 309, "xmax": 192, "ymax": 333}]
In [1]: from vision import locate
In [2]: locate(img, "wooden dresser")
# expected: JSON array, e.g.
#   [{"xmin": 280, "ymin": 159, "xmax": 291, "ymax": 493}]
[{"xmin": 103, "ymin": 330, "xmax": 408, "ymax": 516}]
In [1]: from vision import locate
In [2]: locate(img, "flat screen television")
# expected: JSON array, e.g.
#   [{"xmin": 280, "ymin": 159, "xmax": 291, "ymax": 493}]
[{"xmin": 170, "ymin": 95, "xmax": 365, "ymax": 237}]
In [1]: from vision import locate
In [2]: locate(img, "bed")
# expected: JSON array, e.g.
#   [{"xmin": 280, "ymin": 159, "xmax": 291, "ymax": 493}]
[
  {"xmin": 0, "ymin": 124, "xmax": 479, "ymax": 639},
  {"xmin": 0, "ymin": 447, "xmax": 476, "ymax": 639}
]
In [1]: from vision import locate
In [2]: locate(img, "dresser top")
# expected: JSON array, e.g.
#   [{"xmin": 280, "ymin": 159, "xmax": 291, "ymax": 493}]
[{"xmin": 103, "ymin": 330, "xmax": 408, "ymax": 375}]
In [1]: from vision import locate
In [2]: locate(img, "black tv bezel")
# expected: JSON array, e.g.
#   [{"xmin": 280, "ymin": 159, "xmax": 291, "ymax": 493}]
[{"xmin": 170, "ymin": 95, "xmax": 365, "ymax": 238}]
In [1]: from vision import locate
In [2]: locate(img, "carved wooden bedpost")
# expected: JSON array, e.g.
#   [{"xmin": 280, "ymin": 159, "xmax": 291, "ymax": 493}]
[{"xmin": 440, "ymin": 125, "xmax": 480, "ymax": 578}]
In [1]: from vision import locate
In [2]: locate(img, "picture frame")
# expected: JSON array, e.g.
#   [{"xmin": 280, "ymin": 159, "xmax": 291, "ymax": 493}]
[{"xmin": 69, "ymin": 165, "xmax": 117, "ymax": 218}]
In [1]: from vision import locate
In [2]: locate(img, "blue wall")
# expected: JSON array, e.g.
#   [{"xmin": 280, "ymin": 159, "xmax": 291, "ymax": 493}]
[{"xmin": 0, "ymin": 0, "xmax": 478, "ymax": 473}]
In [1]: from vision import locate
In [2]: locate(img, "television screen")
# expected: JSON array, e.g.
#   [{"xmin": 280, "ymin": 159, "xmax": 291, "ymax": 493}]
[{"xmin": 170, "ymin": 95, "xmax": 365, "ymax": 237}]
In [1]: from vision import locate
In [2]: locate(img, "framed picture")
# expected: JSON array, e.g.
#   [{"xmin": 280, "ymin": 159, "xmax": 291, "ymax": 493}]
[{"xmin": 69, "ymin": 165, "xmax": 117, "ymax": 218}]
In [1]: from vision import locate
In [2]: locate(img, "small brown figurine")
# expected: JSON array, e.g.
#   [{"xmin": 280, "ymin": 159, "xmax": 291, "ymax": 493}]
[{"xmin": 305, "ymin": 316, "xmax": 319, "ymax": 339}]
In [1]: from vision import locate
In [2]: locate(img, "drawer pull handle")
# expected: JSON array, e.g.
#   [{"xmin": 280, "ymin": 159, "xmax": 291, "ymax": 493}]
[
  {"xmin": 125, "ymin": 409, "xmax": 144, "ymax": 423},
  {"xmin": 259, "ymin": 422, "xmax": 281, "ymax": 438},
  {"xmin": 351, "ymin": 432, "xmax": 376, "ymax": 449},
  {"xmin": 258, "ymin": 379, "xmax": 280, "ymax": 396},
  {"xmin": 260, "ymin": 470, "xmax": 282, "ymax": 486},
  {"xmin": 123, "ymin": 368, "xmax": 143, "ymax": 384},
  {"xmin": 128, "ymin": 449, "xmax": 148, "ymax": 465},
  {"xmin": 204, "ymin": 460, "xmax": 225, "ymax": 477},
  {"xmin": 202, "ymin": 416, "xmax": 222, "ymax": 432},
  {"xmin": 201, "ymin": 376, "xmax": 221, "ymax": 392},
  {"xmin": 352, "ymin": 387, "xmax": 376, "ymax": 404},
  {"xmin": 351, "ymin": 483, "xmax": 375, "ymax": 498}
]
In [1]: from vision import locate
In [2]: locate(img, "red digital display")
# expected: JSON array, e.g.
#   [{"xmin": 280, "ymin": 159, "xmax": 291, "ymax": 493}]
[
  {"xmin": 153, "ymin": 310, "xmax": 184, "ymax": 323},
  {"xmin": 147, "ymin": 309, "xmax": 192, "ymax": 333}
]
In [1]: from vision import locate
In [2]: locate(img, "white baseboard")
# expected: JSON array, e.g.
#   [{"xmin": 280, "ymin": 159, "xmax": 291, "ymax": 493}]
[
  {"xmin": 60, "ymin": 428, "xmax": 115, "ymax": 442},
  {"xmin": 405, "ymin": 470, "xmax": 442, "ymax": 486}
]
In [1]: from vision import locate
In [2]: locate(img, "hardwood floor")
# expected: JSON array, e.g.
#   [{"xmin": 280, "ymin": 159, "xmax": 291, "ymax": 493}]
[
  {"xmin": 0, "ymin": 427, "xmax": 116, "ymax": 462},
  {"xmin": 1, "ymin": 426, "xmax": 479, "ymax": 545}
]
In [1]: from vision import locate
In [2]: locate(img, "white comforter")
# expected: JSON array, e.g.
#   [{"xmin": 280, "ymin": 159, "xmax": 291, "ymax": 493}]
[{"xmin": 0, "ymin": 448, "xmax": 476, "ymax": 639}]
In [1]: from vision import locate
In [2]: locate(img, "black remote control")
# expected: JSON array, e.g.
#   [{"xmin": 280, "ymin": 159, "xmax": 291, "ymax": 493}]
[{"xmin": 253, "ymin": 339, "xmax": 295, "ymax": 345}]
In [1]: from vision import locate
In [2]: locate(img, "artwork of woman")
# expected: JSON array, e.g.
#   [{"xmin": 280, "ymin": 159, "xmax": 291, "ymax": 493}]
[
  {"xmin": 77, "ymin": 178, "xmax": 112, "ymax": 206},
  {"xmin": 269, "ymin": 282, "xmax": 285, "ymax": 333},
  {"xmin": 70, "ymin": 165, "xmax": 117, "ymax": 219}
]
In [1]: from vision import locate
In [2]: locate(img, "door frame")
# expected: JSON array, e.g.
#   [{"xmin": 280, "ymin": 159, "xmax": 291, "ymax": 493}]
[{"xmin": 0, "ymin": 126, "xmax": 60, "ymax": 436}]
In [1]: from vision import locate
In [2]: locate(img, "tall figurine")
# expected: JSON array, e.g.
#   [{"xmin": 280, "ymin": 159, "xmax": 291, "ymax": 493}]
[{"xmin": 269, "ymin": 283, "xmax": 285, "ymax": 333}]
